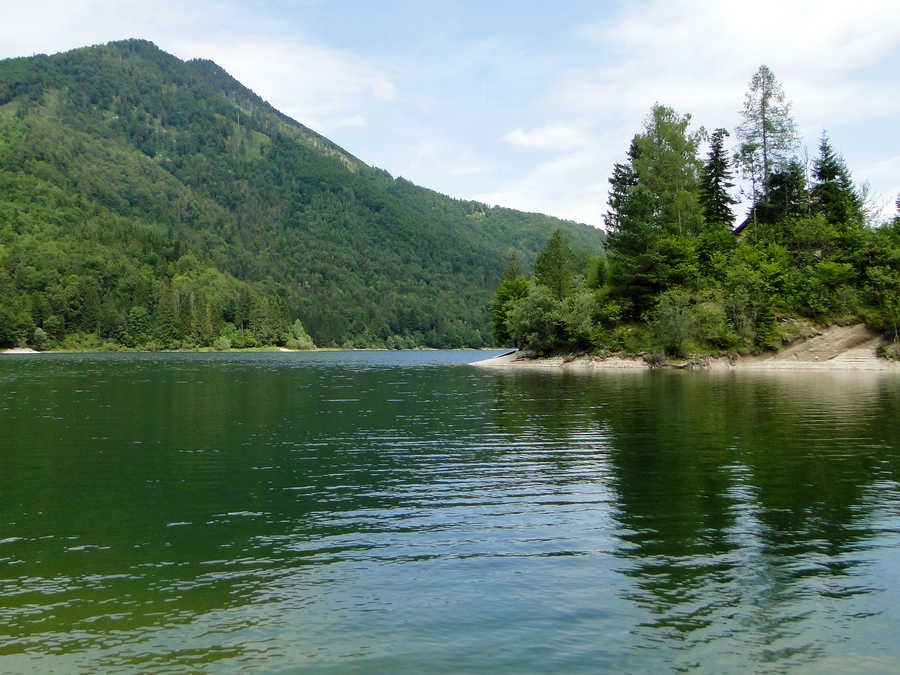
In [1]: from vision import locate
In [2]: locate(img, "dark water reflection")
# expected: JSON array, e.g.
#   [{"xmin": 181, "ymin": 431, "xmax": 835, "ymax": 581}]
[{"xmin": 1, "ymin": 353, "xmax": 898, "ymax": 673}]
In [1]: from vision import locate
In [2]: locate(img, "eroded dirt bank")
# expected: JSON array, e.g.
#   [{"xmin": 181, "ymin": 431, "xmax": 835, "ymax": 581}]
[{"xmin": 471, "ymin": 324, "xmax": 900, "ymax": 372}]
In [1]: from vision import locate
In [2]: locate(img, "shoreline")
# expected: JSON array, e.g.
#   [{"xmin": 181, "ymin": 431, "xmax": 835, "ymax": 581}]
[
  {"xmin": 471, "ymin": 324, "xmax": 900, "ymax": 372},
  {"xmin": 2, "ymin": 346, "xmax": 502, "ymax": 356}
]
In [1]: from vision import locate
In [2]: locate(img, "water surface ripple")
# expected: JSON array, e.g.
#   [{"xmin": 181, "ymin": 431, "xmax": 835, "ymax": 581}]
[{"xmin": 1, "ymin": 351, "xmax": 899, "ymax": 672}]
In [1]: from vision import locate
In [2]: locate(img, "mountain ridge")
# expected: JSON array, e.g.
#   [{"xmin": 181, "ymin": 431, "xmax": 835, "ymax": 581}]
[{"xmin": 0, "ymin": 39, "xmax": 605, "ymax": 349}]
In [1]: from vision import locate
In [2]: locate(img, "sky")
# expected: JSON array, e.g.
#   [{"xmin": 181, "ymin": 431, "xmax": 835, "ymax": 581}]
[{"xmin": 2, "ymin": 0, "xmax": 899, "ymax": 227}]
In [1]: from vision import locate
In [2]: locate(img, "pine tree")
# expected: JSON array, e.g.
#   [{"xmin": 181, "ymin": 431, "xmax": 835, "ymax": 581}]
[
  {"xmin": 604, "ymin": 140, "xmax": 639, "ymax": 233},
  {"xmin": 607, "ymin": 183, "xmax": 663, "ymax": 317},
  {"xmin": 810, "ymin": 132, "xmax": 862, "ymax": 226},
  {"xmin": 699, "ymin": 128, "xmax": 737, "ymax": 229},
  {"xmin": 491, "ymin": 262, "xmax": 529, "ymax": 347},
  {"xmin": 193, "ymin": 295, "xmax": 213, "ymax": 345},
  {"xmin": 533, "ymin": 229, "xmax": 573, "ymax": 300},
  {"xmin": 157, "ymin": 286, "xmax": 179, "ymax": 346},
  {"xmin": 759, "ymin": 159, "xmax": 809, "ymax": 223},
  {"xmin": 500, "ymin": 253, "xmax": 521, "ymax": 283}
]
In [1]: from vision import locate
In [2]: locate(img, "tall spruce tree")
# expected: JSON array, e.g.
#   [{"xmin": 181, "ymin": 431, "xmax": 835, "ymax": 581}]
[
  {"xmin": 604, "ymin": 140, "xmax": 639, "ymax": 233},
  {"xmin": 607, "ymin": 183, "xmax": 664, "ymax": 317},
  {"xmin": 759, "ymin": 159, "xmax": 809, "ymax": 223},
  {"xmin": 699, "ymin": 128, "xmax": 737, "ymax": 229},
  {"xmin": 736, "ymin": 65, "xmax": 798, "ymax": 203},
  {"xmin": 533, "ymin": 229, "xmax": 574, "ymax": 300},
  {"xmin": 810, "ymin": 132, "xmax": 862, "ymax": 226}
]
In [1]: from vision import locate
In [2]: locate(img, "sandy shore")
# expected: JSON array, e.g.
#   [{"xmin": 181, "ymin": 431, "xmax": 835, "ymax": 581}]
[
  {"xmin": 1, "ymin": 347, "xmax": 40, "ymax": 354},
  {"xmin": 471, "ymin": 324, "xmax": 900, "ymax": 372}
]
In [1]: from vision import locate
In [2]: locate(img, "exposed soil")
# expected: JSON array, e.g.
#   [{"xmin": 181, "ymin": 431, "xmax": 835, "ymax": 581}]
[{"xmin": 471, "ymin": 324, "xmax": 900, "ymax": 372}]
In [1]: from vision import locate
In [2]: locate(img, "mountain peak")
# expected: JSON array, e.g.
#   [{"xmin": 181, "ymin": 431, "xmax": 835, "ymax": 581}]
[{"xmin": 0, "ymin": 40, "xmax": 604, "ymax": 349}]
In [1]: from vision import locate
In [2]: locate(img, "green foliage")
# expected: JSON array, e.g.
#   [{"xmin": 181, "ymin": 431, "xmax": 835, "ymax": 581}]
[
  {"xmin": 604, "ymin": 146, "xmax": 638, "ymax": 232},
  {"xmin": 878, "ymin": 342, "xmax": 900, "ymax": 360},
  {"xmin": 758, "ymin": 160, "xmax": 808, "ymax": 223},
  {"xmin": 31, "ymin": 326, "xmax": 50, "ymax": 351},
  {"xmin": 0, "ymin": 40, "xmax": 604, "ymax": 350},
  {"xmin": 286, "ymin": 319, "xmax": 315, "ymax": 350},
  {"xmin": 811, "ymin": 132, "xmax": 863, "ymax": 227},
  {"xmin": 505, "ymin": 284, "xmax": 562, "ymax": 353},
  {"xmin": 584, "ymin": 256, "xmax": 606, "ymax": 289},
  {"xmin": 607, "ymin": 183, "xmax": 664, "ymax": 317},
  {"xmin": 736, "ymin": 65, "xmax": 798, "ymax": 198},
  {"xmin": 533, "ymin": 229, "xmax": 574, "ymax": 300},
  {"xmin": 631, "ymin": 104, "xmax": 704, "ymax": 235},
  {"xmin": 212, "ymin": 335, "xmax": 232, "ymax": 350},
  {"xmin": 491, "ymin": 275, "xmax": 529, "ymax": 346},
  {"xmin": 650, "ymin": 289, "xmax": 694, "ymax": 356},
  {"xmin": 491, "ymin": 90, "xmax": 900, "ymax": 361},
  {"xmin": 699, "ymin": 128, "xmax": 737, "ymax": 229}
]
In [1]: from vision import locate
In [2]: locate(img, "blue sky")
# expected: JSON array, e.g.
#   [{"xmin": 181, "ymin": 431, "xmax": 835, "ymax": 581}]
[{"xmin": 3, "ymin": 0, "xmax": 898, "ymax": 226}]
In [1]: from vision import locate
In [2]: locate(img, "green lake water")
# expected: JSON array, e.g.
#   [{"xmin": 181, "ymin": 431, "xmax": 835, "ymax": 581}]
[{"xmin": 1, "ymin": 351, "xmax": 899, "ymax": 673}]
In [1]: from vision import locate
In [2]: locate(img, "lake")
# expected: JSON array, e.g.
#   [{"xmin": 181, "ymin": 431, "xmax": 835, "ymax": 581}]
[{"xmin": 1, "ymin": 351, "xmax": 899, "ymax": 673}]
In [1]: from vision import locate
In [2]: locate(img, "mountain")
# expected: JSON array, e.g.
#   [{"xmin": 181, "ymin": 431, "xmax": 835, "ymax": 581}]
[{"xmin": 0, "ymin": 39, "xmax": 605, "ymax": 349}]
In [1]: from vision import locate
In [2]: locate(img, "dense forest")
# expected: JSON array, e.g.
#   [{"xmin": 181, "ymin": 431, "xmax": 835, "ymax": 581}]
[
  {"xmin": 492, "ymin": 66, "xmax": 900, "ymax": 361},
  {"xmin": 0, "ymin": 39, "xmax": 604, "ymax": 350}
]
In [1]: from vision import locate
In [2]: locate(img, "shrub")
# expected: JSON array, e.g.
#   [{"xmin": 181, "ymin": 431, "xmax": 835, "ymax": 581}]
[
  {"xmin": 651, "ymin": 289, "xmax": 694, "ymax": 356},
  {"xmin": 31, "ymin": 327, "xmax": 50, "ymax": 351},
  {"xmin": 285, "ymin": 319, "xmax": 315, "ymax": 350},
  {"xmin": 505, "ymin": 284, "xmax": 562, "ymax": 353},
  {"xmin": 877, "ymin": 342, "xmax": 900, "ymax": 361}
]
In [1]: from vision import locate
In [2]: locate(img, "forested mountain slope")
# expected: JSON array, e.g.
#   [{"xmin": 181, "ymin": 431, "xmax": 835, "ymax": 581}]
[{"xmin": 0, "ymin": 39, "xmax": 604, "ymax": 349}]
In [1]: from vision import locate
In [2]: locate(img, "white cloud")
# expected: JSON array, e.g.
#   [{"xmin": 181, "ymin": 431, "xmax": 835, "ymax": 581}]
[
  {"xmin": 582, "ymin": 0, "xmax": 900, "ymax": 77},
  {"xmin": 502, "ymin": 124, "xmax": 588, "ymax": 151},
  {"xmin": 478, "ymin": 148, "xmax": 614, "ymax": 226},
  {"xmin": 403, "ymin": 140, "xmax": 491, "ymax": 182},
  {"xmin": 538, "ymin": 0, "xmax": 900, "ymax": 222},
  {"xmin": 571, "ymin": 0, "xmax": 900, "ymax": 127},
  {"xmin": 169, "ymin": 36, "xmax": 396, "ymax": 135}
]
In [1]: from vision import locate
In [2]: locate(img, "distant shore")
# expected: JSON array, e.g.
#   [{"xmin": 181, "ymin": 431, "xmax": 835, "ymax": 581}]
[
  {"xmin": 471, "ymin": 324, "xmax": 900, "ymax": 372},
  {"xmin": 2, "ymin": 346, "xmax": 500, "ymax": 356}
]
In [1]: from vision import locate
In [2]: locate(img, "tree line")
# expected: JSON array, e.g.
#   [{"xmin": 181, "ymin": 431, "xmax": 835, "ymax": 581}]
[
  {"xmin": 492, "ymin": 65, "xmax": 900, "ymax": 360},
  {"xmin": 0, "ymin": 39, "xmax": 604, "ymax": 350}
]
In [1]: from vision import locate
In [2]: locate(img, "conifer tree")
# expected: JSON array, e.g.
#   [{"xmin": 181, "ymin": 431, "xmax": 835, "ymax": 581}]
[
  {"xmin": 533, "ymin": 229, "xmax": 573, "ymax": 300},
  {"xmin": 736, "ymin": 65, "xmax": 798, "ymax": 202},
  {"xmin": 699, "ymin": 128, "xmax": 737, "ymax": 229},
  {"xmin": 607, "ymin": 183, "xmax": 662, "ymax": 316},
  {"xmin": 759, "ymin": 159, "xmax": 809, "ymax": 223},
  {"xmin": 604, "ymin": 140, "xmax": 639, "ymax": 233},
  {"xmin": 491, "ymin": 255, "xmax": 529, "ymax": 346},
  {"xmin": 631, "ymin": 104, "xmax": 704, "ymax": 235},
  {"xmin": 810, "ymin": 132, "xmax": 862, "ymax": 226},
  {"xmin": 500, "ymin": 252, "xmax": 521, "ymax": 282},
  {"xmin": 157, "ymin": 286, "xmax": 179, "ymax": 346}
]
